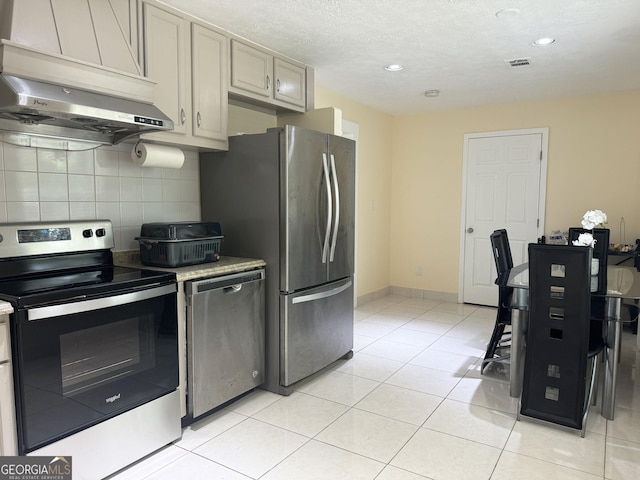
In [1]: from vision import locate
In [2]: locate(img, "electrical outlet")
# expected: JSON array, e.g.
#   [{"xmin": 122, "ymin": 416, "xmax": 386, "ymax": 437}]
[{"xmin": 415, "ymin": 265, "xmax": 422, "ymax": 276}]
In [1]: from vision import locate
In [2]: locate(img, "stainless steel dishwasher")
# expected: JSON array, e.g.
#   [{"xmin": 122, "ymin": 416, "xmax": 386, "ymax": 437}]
[{"xmin": 185, "ymin": 268, "xmax": 265, "ymax": 420}]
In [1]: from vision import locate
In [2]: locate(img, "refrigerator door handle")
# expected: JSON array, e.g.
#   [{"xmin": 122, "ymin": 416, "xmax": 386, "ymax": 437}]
[
  {"xmin": 321, "ymin": 153, "xmax": 333, "ymax": 264},
  {"xmin": 329, "ymin": 154, "xmax": 340, "ymax": 262},
  {"xmin": 292, "ymin": 280, "xmax": 352, "ymax": 304}
]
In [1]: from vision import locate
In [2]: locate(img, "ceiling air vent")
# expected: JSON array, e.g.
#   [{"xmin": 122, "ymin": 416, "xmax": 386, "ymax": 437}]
[{"xmin": 505, "ymin": 57, "xmax": 532, "ymax": 68}]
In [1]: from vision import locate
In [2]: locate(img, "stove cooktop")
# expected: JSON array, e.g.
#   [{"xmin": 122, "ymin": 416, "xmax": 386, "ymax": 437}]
[{"xmin": 0, "ymin": 265, "xmax": 175, "ymax": 309}]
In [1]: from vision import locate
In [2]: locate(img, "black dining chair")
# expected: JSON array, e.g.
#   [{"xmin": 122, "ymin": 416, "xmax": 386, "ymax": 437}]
[
  {"xmin": 481, "ymin": 229, "xmax": 514, "ymax": 374},
  {"xmin": 519, "ymin": 244, "xmax": 605, "ymax": 437}
]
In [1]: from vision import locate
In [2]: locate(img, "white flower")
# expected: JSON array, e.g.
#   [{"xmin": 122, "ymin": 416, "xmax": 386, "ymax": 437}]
[
  {"xmin": 581, "ymin": 210, "xmax": 607, "ymax": 230},
  {"xmin": 573, "ymin": 232, "xmax": 597, "ymax": 248}
]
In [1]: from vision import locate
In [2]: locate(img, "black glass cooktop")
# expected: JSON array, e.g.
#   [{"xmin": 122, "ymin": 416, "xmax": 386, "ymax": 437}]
[{"xmin": 0, "ymin": 265, "xmax": 175, "ymax": 308}]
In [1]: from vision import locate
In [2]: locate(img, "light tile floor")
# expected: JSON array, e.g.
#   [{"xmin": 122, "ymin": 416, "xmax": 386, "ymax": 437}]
[{"xmin": 109, "ymin": 295, "xmax": 640, "ymax": 480}]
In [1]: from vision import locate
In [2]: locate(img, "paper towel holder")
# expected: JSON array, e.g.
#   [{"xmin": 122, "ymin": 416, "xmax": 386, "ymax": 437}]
[{"xmin": 133, "ymin": 140, "xmax": 144, "ymax": 159}]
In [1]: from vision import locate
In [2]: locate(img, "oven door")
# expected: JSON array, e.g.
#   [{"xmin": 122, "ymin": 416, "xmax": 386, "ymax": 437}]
[{"xmin": 12, "ymin": 283, "xmax": 178, "ymax": 454}]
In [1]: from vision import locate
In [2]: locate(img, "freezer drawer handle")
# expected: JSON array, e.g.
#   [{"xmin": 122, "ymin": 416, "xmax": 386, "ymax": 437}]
[
  {"xmin": 321, "ymin": 153, "xmax": 333, "ymax": 264},
  {"xmin": 292, "ymin": 280, "xmax": 352, "ymax": 304}
]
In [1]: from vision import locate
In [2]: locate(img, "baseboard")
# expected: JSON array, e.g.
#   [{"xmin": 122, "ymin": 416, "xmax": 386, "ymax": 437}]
[{"xmin": 357, "ymin": 286, "xmax": 457, "ymax": 306}]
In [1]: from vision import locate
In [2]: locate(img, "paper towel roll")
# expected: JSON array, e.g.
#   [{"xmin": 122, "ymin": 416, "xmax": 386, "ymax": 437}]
[{"xmin": 132, "ymin": 142, "xmax": 185, "ymax": 168}]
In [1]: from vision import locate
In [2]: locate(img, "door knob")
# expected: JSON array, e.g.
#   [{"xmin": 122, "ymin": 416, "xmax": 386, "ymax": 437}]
[{"xmin": 467, "ymin": 227, "xmax": 474, "ymax": 233}]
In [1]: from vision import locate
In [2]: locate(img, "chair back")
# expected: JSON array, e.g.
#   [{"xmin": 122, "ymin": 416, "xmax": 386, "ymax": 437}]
[
  {"xmin": 490, "ymin": 229, "xmax": 513, "ymax": 275},
  {"xmin": 521, "ymin": 244, "xmax": 591, "ymax": 430},
  {"xmin": 568, "ymin": 227, "xmax": 609, "ymax": 294}
]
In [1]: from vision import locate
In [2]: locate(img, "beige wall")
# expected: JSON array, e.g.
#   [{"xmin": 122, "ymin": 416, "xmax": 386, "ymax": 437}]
[
  {"xmin": 228, "ymin": 87, "xmax": 640, "ymax": 301},
  {"xmin": 391, "ymin": 89, "xmax": 640, "ymax": 296},
  {"xmin": 314, "ymin": 88, "xmax": 395, "ymax": 298}
]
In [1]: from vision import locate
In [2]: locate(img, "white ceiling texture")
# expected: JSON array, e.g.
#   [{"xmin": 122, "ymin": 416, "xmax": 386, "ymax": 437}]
[{"xmin": 159, "ymin": 0, "xmax": 640, "ymax": 115}]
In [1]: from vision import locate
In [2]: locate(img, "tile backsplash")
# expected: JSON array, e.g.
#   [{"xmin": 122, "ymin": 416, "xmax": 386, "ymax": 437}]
[{"xmin": 0, "ymin": 141, "xmax": 201, "ymax": 251}]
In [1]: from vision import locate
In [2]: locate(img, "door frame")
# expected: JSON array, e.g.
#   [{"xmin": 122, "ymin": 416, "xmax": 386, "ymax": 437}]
[
  {"xmin": 458, "ymin": 127, "xmax": 549, "ymax": 303},
  {"xmin": 342, "ymin": 119, "xmax": 359, "ymax": 305}
]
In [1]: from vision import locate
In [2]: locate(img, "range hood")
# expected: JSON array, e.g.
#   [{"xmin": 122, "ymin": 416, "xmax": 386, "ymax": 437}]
[
  {"xmin": 0, "ymin": 73, "xmax": 173, "ymax": 148},
  {"xmin": 0, "ymin": 0, "xmax": 174, "ymax": 150}
]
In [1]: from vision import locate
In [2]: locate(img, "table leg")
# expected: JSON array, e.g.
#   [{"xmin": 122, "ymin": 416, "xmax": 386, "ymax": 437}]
[
  {"xmin": 510, "ymin": 308, "xmax": 527, "ymax": 398},
  {"xmin": 601, "ymin": 297, "xmax": 622, "ymax": 420}
]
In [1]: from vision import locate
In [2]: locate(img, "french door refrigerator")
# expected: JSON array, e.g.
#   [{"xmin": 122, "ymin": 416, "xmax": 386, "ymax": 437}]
[{"xmin": 200, "ymin": 125, "xmax": 355, "ymax": 395}]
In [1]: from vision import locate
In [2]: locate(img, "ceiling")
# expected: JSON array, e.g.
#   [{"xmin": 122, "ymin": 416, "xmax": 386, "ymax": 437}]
[{"xmin": 159, "ymin": 0, "xmax": 640, "ymax": 115}]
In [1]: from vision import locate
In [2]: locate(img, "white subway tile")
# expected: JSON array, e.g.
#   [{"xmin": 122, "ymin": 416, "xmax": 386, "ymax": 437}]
[
  {"xmin": 141, "ymin": 166, "xmax": 163, "ymax": 179},
  {"xmin": 161, "ymin": 202, "xmax": 181, "ymax": 221},
  {"xmin": 181, "ymin": 202, "xmax": 201, "ymax": 221},
  {"xmin": 119, "ymin": 226, "xmax": 139, "ymax": 251},
  {"xmin": 180, "ymin": 180, "xmax": 200, "ymax": 203},
  {"xmin": 162, "ymin": 179, "xmax": 181, "ymax": 202},
  {"xmin": 0, "ymin": 171, "xmax": 5, "ymax": 201},
  {"xmin": 94, "ymin": 148, "xmax": 119, "ymax": 176},
  {"xmin": 120, "ymin": 202, "xmax": 143, "ymax": 227},
  {"xmin": 95, "ymin": 176, "xmax": 120, "ymax": 202},
  {"xmin": 180, "ymin": 151, "xmax": 199, "ymax": 180},
  {"xmin": 0, "ymin": 202, "xmax": 6, "ymax": 222},
  {"xmin": 7, "ymin": 202, "xmax": 40, "ymax": 222},
  {"xmin": 5, "ymin": 171, "xmax": 38, "ymax": 201},
  {"xmin": 70, "ymin": 202, "xmax": 96, "ymax": 220},
  {"xmin": 37, "ymin": 149, "xmax": 67, "ymax": 173},
  {"xmin": 68, "ymin": 175, "xmax": 96, "ymax": 201},
  {"xmin": 0, "ymin": 142, "xmax": 4, "ymax": 170},
  {"xmin": 120, "ymin": 177, "xmax": 143, "ymax": 202},
  {"xmin": 3, "ymin": 143, "xmax": 37, "ymax": 171},
  {"xmin": 96, "ymin": 202, "xmax": 121, "ymax": 226},
  {"xmin": 111, "ymin": 227, "xmax": 122, "ymax": 250},
  {"xmin": 119, "ymin": 148, "xmax": 142, "ymax": 178},
  {"xmin": 39, "ymin": 173, "xmax": 69, "ymax": 201},
  {"xmin": 142, "ymin": 178, "xmax": 163, "ymax": 202},
  {"xmin": 67, "ymin": 150, "xmax": 95, "ymax": 175},
  {"xmin": 40, "ymin": 202, "xmax": 70, "ymax": 221},
  {"xmin": 161, "ymin": 165, "xmax": 181, "ymax": 180},
  {"xmin": 142, "ymin": 202, "xmax": 164, "ymax": 222}
]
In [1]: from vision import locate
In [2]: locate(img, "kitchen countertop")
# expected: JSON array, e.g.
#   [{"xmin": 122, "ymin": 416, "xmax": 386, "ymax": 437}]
[{"xmin": 113, "ymin": 250, "xmax": 266, "ymax": 282}]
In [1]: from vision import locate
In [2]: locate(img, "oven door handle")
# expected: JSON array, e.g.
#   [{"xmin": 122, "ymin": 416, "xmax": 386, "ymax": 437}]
[{"xmin": 26, "ymin": 284, "xmax": 177, "ymax": 321}]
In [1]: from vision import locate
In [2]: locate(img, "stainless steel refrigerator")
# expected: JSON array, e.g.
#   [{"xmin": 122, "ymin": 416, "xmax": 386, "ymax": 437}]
[{"xmin": 200, "ymin": 125, "xmax": 355, "ymax": 395}]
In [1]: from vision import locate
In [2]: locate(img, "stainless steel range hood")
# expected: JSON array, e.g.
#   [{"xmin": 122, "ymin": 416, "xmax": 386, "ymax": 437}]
[{"xmin": 0, "ymin": 73, "xmax": 173, "ymax": 149}]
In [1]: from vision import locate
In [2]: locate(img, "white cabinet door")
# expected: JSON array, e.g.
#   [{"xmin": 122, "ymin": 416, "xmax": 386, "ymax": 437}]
[
  {"xmin": 230, "ymin": 40, "xmax": 272, "ymax": 98},
  {"xmin": 192, "ymin": 24, "xmax": 227, "ymax": 142},
  {"xmin": 274, "ymin": 58, "xmax": 306, "ymax": 108},
  {"xmin": 143, "ymin": 3, "xmax": 190, "ymax": 137}
]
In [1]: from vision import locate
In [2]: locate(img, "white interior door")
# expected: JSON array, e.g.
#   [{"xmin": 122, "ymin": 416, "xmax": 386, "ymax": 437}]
[{"xmin": 460, "ymin": 129, "xmax": 548, "ymax": 306}]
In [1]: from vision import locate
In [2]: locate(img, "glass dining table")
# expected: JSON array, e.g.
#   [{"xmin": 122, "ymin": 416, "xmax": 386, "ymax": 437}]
[{"xmin": 504, "ymin": 260, "xmax": 639, "ymax": 420}]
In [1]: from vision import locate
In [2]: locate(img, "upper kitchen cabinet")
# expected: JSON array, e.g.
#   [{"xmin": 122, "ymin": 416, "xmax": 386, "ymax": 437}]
[
  {"xmin": 0, "ymin": 0, "xmax": 142, "ymax": 75},
  {"xmin": 229, "ymin": 39, "xmax": 311, "ymax": 113},
  {"xmin": 141, "ymin": 1, "xmax": 228, "ymax": 151}
]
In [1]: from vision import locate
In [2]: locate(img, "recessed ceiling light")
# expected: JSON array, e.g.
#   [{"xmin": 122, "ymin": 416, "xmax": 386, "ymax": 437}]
[
  {"xmin": 532, "ymin": 37, "xmax": 556, "ymax": 46},
  {"xmin": 384, "ymin": 64, "xmax": 405, "ymax": 72},
  {"xmin": 495, "ymin": 8, "xmax": 520, "ymax": 18},
  {"xmin": 424, "ymin": 90, "xmax": 440, "ymax": 98}
]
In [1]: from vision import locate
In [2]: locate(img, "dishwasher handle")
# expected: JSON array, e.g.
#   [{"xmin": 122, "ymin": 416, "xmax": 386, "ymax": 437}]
[{"xmin": 187, "ymin": 269, "xmax": 265, "ymax": 295}]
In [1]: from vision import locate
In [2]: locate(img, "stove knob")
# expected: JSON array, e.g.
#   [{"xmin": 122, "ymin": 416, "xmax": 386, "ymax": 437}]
[
  {"xmin": 82, "ymin": 229, "xmax": 94, "ymax": 238},
  {"xmin": 96, "ymin": 228, "xmax": 106, "ymax": 237}
]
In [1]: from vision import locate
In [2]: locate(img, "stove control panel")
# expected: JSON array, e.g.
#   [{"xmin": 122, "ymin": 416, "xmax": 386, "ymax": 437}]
[{"xmin": 0, "ymin": 220, "xmax": 114, "ymax": 258}]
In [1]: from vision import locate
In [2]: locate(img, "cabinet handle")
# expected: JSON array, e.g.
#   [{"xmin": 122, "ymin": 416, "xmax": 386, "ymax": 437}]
[
  {"xmin": 266, "ymin": 75, "xmax": 271, "ymax": 91},
  {"xmin": 197, "ymin": 112, "xmax": 201, "ymax": 128},
  {"xmin": 180, "ymin": 108, "xmax": 186, "ymax": 126},
  {"xmin": 276, "ymin": 78, "xmax": 280, "ymax": 93}
]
